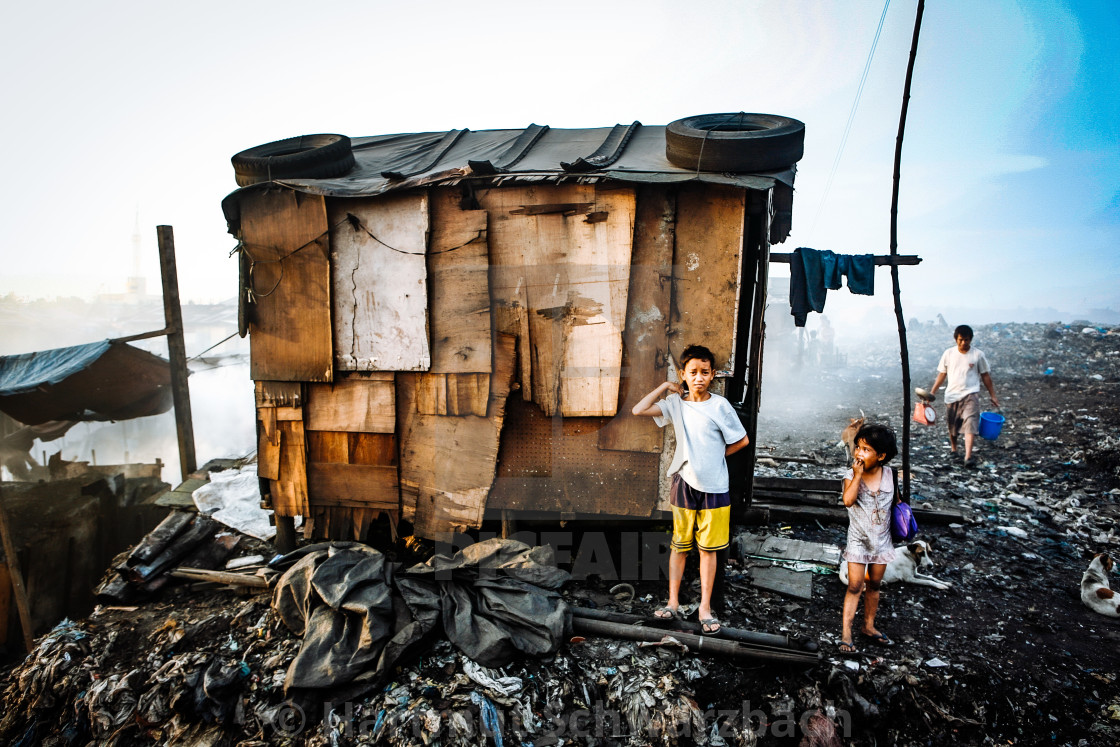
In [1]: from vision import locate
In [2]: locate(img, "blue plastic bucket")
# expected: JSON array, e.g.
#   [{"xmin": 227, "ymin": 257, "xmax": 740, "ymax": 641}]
[{"xmin": 978, "ymin": 412, "xmax": 1005, "ymax": 440}]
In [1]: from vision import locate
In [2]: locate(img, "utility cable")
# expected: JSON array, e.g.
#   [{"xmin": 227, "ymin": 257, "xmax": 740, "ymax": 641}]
[{"xmin": 808, "ymin": 0, "xmax": 892, "ymax": 239}]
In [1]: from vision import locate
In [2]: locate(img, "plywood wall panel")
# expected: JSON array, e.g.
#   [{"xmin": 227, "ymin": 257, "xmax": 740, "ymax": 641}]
[
  {"xmin": 329, "ymin": 194, "xmax": 430, "ymax": 371},
  {"xmin": 480, "ymin": 185, "xmax": 634, "ymax": 417},
  {"xmin": 241, "ymin": 190, "xmax": 333, "ymax": 382},
  {"xmin": 272, "ymin": 420, "xmax": 309, "ymax": 517},
  {"xmin": 306, "ymin": 374, "xmax": 395, "ymax": 433},
  {"xmin": 599, "ymin": 185, "xmax": 675, "ymax": 453},
  {"xmin": 428, "ymin": 189, "xmax": 491, "ymax": 373},
  {"xmin": 397, "ymin": 334, "xmax": 516, "ymax": 536},
  {"xmin": 669, "ymin": 183, "xmax": 746, "ymax": 373}
]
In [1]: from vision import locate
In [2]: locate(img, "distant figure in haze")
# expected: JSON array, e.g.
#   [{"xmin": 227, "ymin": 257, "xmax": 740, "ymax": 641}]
[
  {"xmin": 839, "ymin": 423, "xmax": 898, "ymax": 654},
  {"xmin": 819, "ymin": 315, "xmax": 835, "ymax": 366},
  {"xmin": 928, "ymin": 324, "xmax": 999, "ymax": 468},
  {"xmin": 631, "ymin": 344, "xmax": 750, "ymax": 635}
]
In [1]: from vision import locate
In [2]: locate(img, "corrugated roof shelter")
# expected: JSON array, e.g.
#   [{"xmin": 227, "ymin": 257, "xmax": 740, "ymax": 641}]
[{"xmin": 222, "ymin": 113, "xmax": 804, "ymax": 541}]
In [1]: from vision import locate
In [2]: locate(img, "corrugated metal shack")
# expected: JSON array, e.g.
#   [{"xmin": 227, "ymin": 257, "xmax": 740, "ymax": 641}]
[{"xmin": 221, "ymin": 114, "xmax": 805, "ymax": 541}]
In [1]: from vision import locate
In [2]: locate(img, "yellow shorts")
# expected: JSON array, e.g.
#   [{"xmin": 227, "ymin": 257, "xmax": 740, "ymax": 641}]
[{"xmin": 671, "ymin": 504, "xmax": 731, "ymax": 553}]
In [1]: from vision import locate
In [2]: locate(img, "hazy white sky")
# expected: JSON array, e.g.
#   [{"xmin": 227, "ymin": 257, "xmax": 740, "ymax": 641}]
[{"xmin": 3, "ymin": 0, "xmax": 1117, "ymax": 324}]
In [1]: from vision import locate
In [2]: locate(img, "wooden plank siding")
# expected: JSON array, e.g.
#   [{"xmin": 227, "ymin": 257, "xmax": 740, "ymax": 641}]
[
  {"xmin": 669, "ymin": 183, "xmax": 746, "ymax": 374},
  {"xmin": 241, "ymin": 190, "xmax": 333, "ymax": 382},
  {"xmin": 306, "ymin": 374, "xmax": 396, "ymax": 433},
  {"xmin": 254, "ymin": 380, "xmax": 302, "ymax": 408},
  {"xmin": 598, "ymin": 185, "xmax": 675, "ymax": 453},
  {"xmin": 398, "ymin": 334, "xmax": 517, "ymax": 538},
  {"xmin": 413, "ymin": 372, "xmax": 489, "ymax": 416},
  {"xmin": 480, "ymin": 184, "xmax": 634, "ymax": 417},
  {"xmin": 237, "ymin": 178, "xmax": 771, "ymax": 538},
  {"xmin": 271, "ymin": 419, "xmax": 309, "ymax": 517},
  {"xmin": 427, "ymin": 188, "xmax": 492, "ymax": 373},
  {"xmin": 329, "ymin": 193, "xmax": 431, "ymax": 372}
]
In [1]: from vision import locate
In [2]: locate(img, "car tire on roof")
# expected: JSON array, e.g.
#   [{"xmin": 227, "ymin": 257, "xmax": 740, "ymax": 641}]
[
  {"xmin": 665, "ymin": 113, "xmax": 805, "ymax": 173},
  {"xmin": 231, "ymin": 134, "xmax": 356, "ymax": 186}
]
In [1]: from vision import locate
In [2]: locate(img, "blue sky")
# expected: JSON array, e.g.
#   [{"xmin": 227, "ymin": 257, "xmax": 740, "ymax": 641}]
[{"xmin": 1, "ymin": 0, "xmax": 1117, "ymax": 329}]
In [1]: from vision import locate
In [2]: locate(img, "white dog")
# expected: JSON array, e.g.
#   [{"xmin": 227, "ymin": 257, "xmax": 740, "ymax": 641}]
[
  {"xmin": 1081, "ymin": 553, "xmax": 1120, "ymax": 618},
  {"xmin": 839, "ymin": 540, "xmax": 952, "ymax": 590}
]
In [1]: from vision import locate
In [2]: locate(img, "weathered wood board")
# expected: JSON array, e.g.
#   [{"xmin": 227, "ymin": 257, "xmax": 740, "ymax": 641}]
[
  {"xmin": 413, "ymin": 373, "xmax": 489, "ymax": 416},
  {"xmin": 329, "ymin": 193, "xmax": 430, "ymax": 371},
  {"xmin": 272, "ymin": 420, "xmax": 309, "ymax": 517},
  {"xmin": 398, "ymin": 334, "xmax": 516, "ymax": 537},
  {"xmin": 307, "ymin": 506, "xmax": 384, "ymax": 543},
  {"xmin": 598, "ymin": 185, "xmax": 675, "ymax": 453},
  {"xmin": 306, "ymin": 374, "xmax": 395, "ymax": 433},
  {"xmin": 306, "ymin": 465, "xmax": 398, "ymax": 510},
  {"xmin": 428, "ymin": 189, "xmax": 491, "ymax": 373},
  {"xmin": 669, "ymin": 183, "xmax": 746, "ymax": 374},
  {"xmin": 241, "ymin": 190, "xmax": 333, "ymax": 382},
  {"xmin": 257, "ymin": 411, "xmax": 281, "ymax": 481},
  {"xmin": 304, "ymin": 425, "xmax": 399, "ymax": 526},
  {"xmin": 480, "ymin": 184, "xmax": 634, "ymax": 416},
  {"xmin": 255, "ymin": 380, "xmax": 302, "ymax": 408}
]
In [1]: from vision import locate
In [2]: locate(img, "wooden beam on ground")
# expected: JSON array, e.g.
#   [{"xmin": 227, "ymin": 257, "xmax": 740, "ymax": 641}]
[{"xmin": 170, "ymin": 567, "xmax": 268, "ymax": 588}]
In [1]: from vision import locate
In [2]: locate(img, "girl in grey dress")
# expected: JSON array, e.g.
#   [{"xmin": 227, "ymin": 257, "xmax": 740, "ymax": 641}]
[{"xmin": 839, "ymin": 424, "xmax": 898, "ymax": 654}]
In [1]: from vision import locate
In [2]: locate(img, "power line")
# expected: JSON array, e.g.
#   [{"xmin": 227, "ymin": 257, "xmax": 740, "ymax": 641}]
[{"xmin": 809, "ymin": 0, "xmax": 892, "ymax": 239}]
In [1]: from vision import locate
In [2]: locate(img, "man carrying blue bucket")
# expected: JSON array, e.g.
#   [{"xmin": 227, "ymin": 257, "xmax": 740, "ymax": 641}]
[{"xmin": 928, "ymin": 324, "xmax": 999, "ymax": 468}]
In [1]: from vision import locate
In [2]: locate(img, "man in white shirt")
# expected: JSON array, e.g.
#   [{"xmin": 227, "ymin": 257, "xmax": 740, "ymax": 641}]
[{"xmin": 929, "ymin": 325, "xmax": 999, "ymax": 468}]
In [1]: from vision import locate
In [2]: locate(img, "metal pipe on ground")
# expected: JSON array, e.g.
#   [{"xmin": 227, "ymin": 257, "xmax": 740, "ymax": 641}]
[
  {"xmin": 570, "ymin": 605, "xmax": 800, "ymax": 649},
  {"xmin": 571, "ymin": 617, "xmax": 820, "ymax": 665}
]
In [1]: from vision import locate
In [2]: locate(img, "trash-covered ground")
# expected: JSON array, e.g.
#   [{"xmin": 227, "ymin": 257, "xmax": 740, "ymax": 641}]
[{"xmin": 2, "ymin": 322, "xmax": 1119, "ymax": 746}]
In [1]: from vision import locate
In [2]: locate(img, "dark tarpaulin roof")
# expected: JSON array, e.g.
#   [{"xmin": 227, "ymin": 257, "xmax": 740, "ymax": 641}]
[
  {"xmin": 222, "ymin": 123, "xmax": 797, "ymax": 235},
  {"xmin": 0, "ymin": 340, "xmax": 173, "ymax": 425}
]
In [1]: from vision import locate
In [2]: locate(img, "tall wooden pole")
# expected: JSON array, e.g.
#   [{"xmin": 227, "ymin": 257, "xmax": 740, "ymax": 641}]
[
  {"xmin": 890, "ymin": 1, "xmax": 925, "ymax": 503},
  {"xmin": 0, "ymin": 493, "xmax": 35, "ymax": 652},
  {"xmin": 157, "ymin": 225, "xmax": 197, "ymax": 482}
]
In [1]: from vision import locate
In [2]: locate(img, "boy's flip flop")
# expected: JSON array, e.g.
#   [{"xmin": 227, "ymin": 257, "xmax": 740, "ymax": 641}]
[
  {"xmin": 861, "ymin": 631, "xmax": 893, "ymax": 647},
  {"xmin": 838, "ymin": 640, "xmax": 858, "ymax": 654},
  {"xmin": 700, "ymin": 617, "xmax": 722, "ymax": 635},
  {"xmin": 652, "ymin": 605, "xmax": 680, "ymax": 620}
]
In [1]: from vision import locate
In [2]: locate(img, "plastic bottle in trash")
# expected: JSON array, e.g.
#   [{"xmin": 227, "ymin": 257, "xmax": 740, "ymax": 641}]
[{"xmin": 1043, "ymin": 367, "xmax": 1055, "ymax": 375}]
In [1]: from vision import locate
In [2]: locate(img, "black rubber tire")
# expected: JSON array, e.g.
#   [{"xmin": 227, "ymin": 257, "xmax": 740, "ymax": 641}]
[
  {"xmin": 665, "ymin": 113, "xmax": 805, "ymax": 172},
  {"xmin": 232, "ymin": 134, "xmax": 355, "ymax": 186}
]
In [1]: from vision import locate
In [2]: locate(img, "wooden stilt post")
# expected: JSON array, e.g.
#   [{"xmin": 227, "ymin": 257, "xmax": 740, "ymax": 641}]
[
  {"xmin": 0, "ymin": 491, "xmax": 35, "ymax": 653},
  {"xmin": 890, "ymin": 0, "xmax": 925, "ymax": 502},
  {"xmin": 157, "ymin": 225, "xmax": 197, "ymax": 482}
]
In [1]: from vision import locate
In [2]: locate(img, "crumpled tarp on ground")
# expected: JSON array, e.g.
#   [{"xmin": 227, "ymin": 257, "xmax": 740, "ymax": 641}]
[{"xmin": 272, "ymin": 538, "xmax": 571, "ymax": 691}]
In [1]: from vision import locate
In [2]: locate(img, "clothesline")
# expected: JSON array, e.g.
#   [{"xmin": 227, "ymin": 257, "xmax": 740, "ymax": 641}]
[{"xmin": 770, "ymin": 253, "xmax": 922, "ymax": 266}]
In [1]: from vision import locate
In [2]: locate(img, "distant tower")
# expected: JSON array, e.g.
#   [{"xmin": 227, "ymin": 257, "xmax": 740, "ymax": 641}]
[{"xmin": 126, "ymin": 208, "xmax": 147, "ymax": 299}]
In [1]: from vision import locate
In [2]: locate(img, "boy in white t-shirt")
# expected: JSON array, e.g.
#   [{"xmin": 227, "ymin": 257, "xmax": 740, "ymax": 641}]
[
  {"xmin": 631, "ymin": 344, "xmax": 750, "ymax": 634},
  {"xmin": 929, "ymin": 325, "xmax": 999, "ymax": 467}
]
